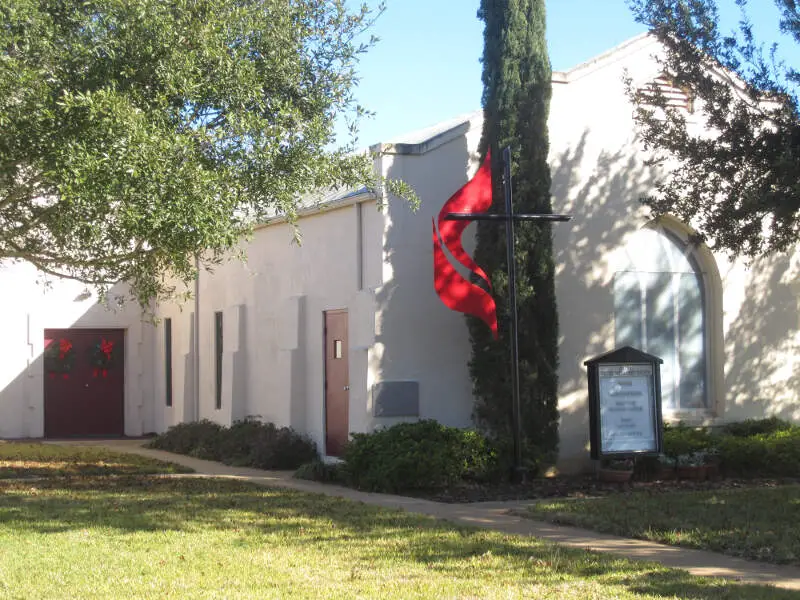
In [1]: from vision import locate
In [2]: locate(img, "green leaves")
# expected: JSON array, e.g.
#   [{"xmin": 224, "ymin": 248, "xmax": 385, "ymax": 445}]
[
  {"xmin": 471, "ymin": 0, "xmax": 560, "ymax": 472},
  {"xmin": 340, "ymin": 420, "xmax": 500, "ymax": 492},
  {"xmin": 628, "ymin": 0, "xmax": 800, "ymax": 257},
  {"xmin": 0, "ymin": 0, "xmax": 385, "ymax": 306}
]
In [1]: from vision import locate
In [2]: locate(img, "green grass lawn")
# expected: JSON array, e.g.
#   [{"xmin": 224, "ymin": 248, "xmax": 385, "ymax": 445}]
[
  {"xmin": 0, "ymin": 476, "xmax": 794, "ymax": 599},
  {"xmin": 527, "ymin": 485, "xmax": 800, "ymax": 565},
  {"xmin": 0, "ymin": 442, "xmax": 191, "ymax": 478}
]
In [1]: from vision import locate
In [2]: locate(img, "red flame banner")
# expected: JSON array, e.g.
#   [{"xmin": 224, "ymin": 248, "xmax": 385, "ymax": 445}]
[{"xmin": 432, "ymin": 152, "xmax": 498, "ymax": 338}]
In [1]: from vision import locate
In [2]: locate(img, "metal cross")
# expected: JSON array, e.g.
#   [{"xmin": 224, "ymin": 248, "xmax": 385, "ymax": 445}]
[{"xmin": 444, "ymin": 146, "xmax": 572, "ymax": 481}]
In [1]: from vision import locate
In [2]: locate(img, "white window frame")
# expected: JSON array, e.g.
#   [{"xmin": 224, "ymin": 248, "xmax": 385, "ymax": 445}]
[{"xmin": 614, "ymin": 222, "xmax": 720, "ymax": 419}]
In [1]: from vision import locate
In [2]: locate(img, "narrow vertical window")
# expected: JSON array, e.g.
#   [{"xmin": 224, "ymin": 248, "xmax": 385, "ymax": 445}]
[
  {"xmin": 356, "ymin": 201, "xmax": 364, "ymax": 290},
  {"xmin": 214, "ymin": 311, "xmax": 223, "ymax": 410},
  {"xmin": 164, "ymin": 318, "xmax": 173, "ymax": 407}
]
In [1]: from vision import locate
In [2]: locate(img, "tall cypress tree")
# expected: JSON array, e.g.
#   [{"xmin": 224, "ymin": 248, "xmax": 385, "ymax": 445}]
[{"xmin": 469, "ymin": 0, "xmax": 559, "ymax": 472}]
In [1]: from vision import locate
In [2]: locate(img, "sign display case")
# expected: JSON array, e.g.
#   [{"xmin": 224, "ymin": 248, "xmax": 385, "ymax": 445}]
[{"xmin": 585, "ymin": 346, "xmax": 664, "ymax": 459}]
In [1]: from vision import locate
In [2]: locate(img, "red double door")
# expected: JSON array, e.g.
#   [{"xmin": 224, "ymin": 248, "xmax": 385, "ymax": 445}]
[{"xmin": 43, "ymin": 328, "xmax": 125, "ymax": 438}]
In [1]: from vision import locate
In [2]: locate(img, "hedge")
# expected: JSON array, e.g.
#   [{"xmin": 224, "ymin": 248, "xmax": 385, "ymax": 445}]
[
  {"xmin": 339, "ymin": 420, "xmax": 502, "ymax": 493},
  {"xmin": 148, "ymin": 417, "xmax": 317, "ymax": 470},
  {"xmin": 662, "ymin": 418, "xmax": 800, "ymax": 477}
]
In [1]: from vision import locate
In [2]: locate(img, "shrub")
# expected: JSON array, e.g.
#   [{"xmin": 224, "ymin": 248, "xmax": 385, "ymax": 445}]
[
  {"xmin": 718, "ymin": 427, "xmax": 800, "ymax": 477},
  {"xmin": 340, "ymin": 420, "xmax": 500, "ymax": 493},
  {"xmin": 460, "ymin": 429, "xmax": 507, "ymax": 482},
  {"xmin": 676, "ymin": 451, "xmax": 709, "ymax": 467},
  {"xmin": 662, "ymin": 423, "xmax": 714, "ymax": 459},
  {"xmin": 245, "ymin": 424, "xmax": 318, "ymax": 470},
  {"xmin": 658, "ymin": 419, "xmax": 800, "ymax": 477},
  {"xmin": 722, "ymin": 416, "xmax": 793, "ymax": 438},
  {"xmin": 215, "ymin": 417, "xmax": 271, "ymax": 466},
  {"xmin": 293, "ymin": 459, "xmax": 343, "ymax": 483},
  {"xmin": 147, "ymin": 418, "xmax": 317, "ymax": 471},
  {"xmin": 148, "ymin": 420, "xmax": 224, "ymax": 458}
]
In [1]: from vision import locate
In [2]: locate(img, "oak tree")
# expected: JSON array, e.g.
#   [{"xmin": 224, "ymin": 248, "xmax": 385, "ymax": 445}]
[
  {"xmin": 629, "ymin": 0, "xmax": 800, "ymax": 257},
  {"xmin": 1, "ymin": 0, "xmax": 387, "ymax": 304}
]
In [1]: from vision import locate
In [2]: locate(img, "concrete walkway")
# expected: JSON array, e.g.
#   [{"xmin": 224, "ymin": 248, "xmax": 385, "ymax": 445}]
[{"xmin": 72, "ymin": 439, "xmax": 800, "ymax": 591}]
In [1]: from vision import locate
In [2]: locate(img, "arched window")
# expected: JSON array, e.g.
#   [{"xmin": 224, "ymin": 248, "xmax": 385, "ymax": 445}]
[{"xmin": 613, "ymin": 225, "xmax": 708, "ymax": 410}]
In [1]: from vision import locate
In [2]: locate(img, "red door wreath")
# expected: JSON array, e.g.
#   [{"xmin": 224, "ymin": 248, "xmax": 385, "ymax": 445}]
[{"xmin": 43, "ymin": 329, "xmax": 125, "ymax": 438}]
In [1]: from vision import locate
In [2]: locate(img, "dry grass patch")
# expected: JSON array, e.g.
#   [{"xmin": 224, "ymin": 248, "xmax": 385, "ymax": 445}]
[{"xmin": 0, "ymin": 442, "xmax": 191, "ymax": 479}]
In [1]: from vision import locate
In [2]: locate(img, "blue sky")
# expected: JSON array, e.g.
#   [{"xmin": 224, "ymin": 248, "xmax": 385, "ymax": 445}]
[{"xmin": 341, "ymin": 0, "xmax": 794, "ymax": 147}]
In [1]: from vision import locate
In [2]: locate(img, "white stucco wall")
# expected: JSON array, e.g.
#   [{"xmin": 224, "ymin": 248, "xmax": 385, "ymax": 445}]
[
  {"xmin": 546, "ymin": 36, "xmax": 800, "ymax": 467},
  {"xmin": 368, "ymin": 124, "xmax": 484, "ymax": 433},
  {"xmin": 373, "ymin": 34, "xmax": 800, "ymax": 471},
  {"xmin": 0, "ymin": 261, "xmax": 155, "ymax": 438},
  {"xmin": 548, "ymin": 36, "xmax": 669, "ymax": 467},
  {"xmin": 150, "ymin": 279, "xmax": 197, "ymax": 434},
  {"xmin": 4, "ymin": 35, "xmax": 797, "ymax": 475},
  {"xmin": 152, "ymin": 197, "xmax": 384, "ymax": 455}
]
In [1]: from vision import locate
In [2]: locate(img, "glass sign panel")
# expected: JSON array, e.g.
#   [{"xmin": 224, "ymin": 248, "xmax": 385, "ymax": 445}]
[{"xmin": 598, "ymin": 363, "xmax": 657, "ymax": 453}]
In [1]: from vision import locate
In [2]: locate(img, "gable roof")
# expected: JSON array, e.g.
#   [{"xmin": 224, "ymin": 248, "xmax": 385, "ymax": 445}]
[
  {"xmin": 374, "ymin": 33, "xmax": 660, "ymax": 157},
  {"xmin": 369, "ymin": 110, "xmax": 482, "ymax": 157},
  {"xmin": 256, "ymin": 184, "xmax": 374, "ymax": 230},
  {"xmin": 261, "ymin": 33, "xmax": 662, "ymax": 225},
  {"xmin": 553, "ymin": 33, "xmax": 655, "ymax": 84}
]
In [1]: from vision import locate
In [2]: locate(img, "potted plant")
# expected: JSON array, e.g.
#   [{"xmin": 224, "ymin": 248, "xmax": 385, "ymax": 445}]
[
  {"xmin": 704, "ymin": 447, "xmax": 721, "ymax": 479},
  {"xmin": 676, "ymin": 452, "xmax": 707, "ymax": 481},
  {"xmin": 656, "ymin": 454, "xmax": 677, "ymax": 480},
  {"xmin": 599, "ymin": 458, "xmax": 634, "ymax": 483}
]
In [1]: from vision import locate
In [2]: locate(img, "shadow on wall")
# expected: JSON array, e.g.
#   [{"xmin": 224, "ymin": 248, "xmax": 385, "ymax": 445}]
[
  {"xmin": 0, "ymin": 280, "xmax": 153, "ymax": 438},
  {"xmin": 362, "ymin": 123, "xmax": 799, "ymax": 457},
  {"xmin": 724, "ymin": 253, "xmax": 799, "ymax": 421},
  {"xmin": 555, "ymin": 129, "xmax": 800, "ymax": 445},
  {"xmin": 550, "ymin": 130, "xmax": 659, "ymax": 461},
  {"xmin": 371, "ymin": 132, "xmax": 477, "ymax": 429},
  {"xmin": 369, "ymin": 126, "xmax": 663, "ymax": 451}
]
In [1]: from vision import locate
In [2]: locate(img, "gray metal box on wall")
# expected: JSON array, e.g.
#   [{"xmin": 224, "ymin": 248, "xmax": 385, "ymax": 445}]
[{"xmin": 372, "ymin": 381, "xmax": 419, "ymax": 417}]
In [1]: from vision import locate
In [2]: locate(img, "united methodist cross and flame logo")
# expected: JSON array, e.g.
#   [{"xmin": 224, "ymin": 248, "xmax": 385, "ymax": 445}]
[{"xmin": 432, "ymin": 152, "xmax": 499, "ymax": 339}]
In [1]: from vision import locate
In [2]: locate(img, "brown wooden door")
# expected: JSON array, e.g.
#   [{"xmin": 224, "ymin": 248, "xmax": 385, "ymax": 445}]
[
  {"xmin": 43, "ymin": 328, "xmax": 125, "ymax": 438},
  {"xmin": 324, "ymin": 311, "xmax": 349, "ymax": 457}
]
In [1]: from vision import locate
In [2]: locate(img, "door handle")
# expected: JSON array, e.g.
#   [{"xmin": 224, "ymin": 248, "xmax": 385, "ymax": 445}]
[{"xmin": 344, "ymin": 386, "xmax": 350, "ymax": 391}]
